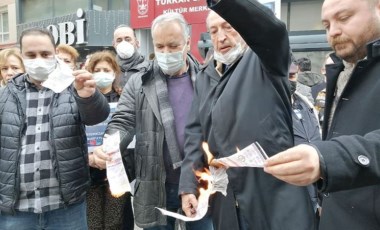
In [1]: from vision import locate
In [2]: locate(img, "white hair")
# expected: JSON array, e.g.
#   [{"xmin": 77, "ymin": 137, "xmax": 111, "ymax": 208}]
[{"xmin": 151, "ymin": 12, "xmax": 190, "ymax": 41}]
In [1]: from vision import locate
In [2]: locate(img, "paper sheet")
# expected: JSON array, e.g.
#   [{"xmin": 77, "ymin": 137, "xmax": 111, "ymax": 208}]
[
  {"xmin": 104, "ymin": 131, "xmax": 131, "ymax": 197},
  {"xmin": 214, "ymin": 142, "xmax": 269, "ymax": 168},
  {"xmin": 156, "ymin": 167, "xmax": 228, "ymax": 221},
  {"xmin": 42, "ymin": 59, "xmax": 75, "ymax": 93},
  {"xmin": 157, "ymin": 142, "xmax": 268, "ymax": 222}
]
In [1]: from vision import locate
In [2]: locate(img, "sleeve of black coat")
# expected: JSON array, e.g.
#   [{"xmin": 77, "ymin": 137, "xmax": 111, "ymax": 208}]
[
  {"xmin": 179, "ymin": 78, "xmax": 207, "ymax": 196},
  {"xmin": 313, "ymin": 129, "xmax": 380, "ymax": 193},
  {"xmin": 208, "ymin": 0, "xmax": 290, "ymax": 77},
  {"xmin": 74, "ymin": 89, "xmax": 110, "ymax": 126}
]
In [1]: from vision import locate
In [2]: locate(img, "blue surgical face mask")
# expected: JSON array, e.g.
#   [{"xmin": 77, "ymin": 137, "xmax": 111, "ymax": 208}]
[
  {"xmin": 93, "ymin": 72, "xmax": 115, "ymax": 89},
  {"xmin": 155, "ymin": 45, "xmax": 187, "ymax": 76}
]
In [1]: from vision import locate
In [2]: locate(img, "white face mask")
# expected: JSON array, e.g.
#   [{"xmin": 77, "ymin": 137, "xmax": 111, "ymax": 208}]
[
  {"xmin": 155, "ymin": 45, "xmax": 186, "ymax": 76},
  {"xmin": 23, "ymin": 58, "xmax": 57, "ymax": 82},
  {"xmin": 116, "ymin": 41, "xmax": 135, "ymax": 59},
  {"xmin": 214, "ymin": 42, "xmax": 246, "ymax": 65},
  {"xmin": 93, "ymin": 72, "xmax": 115, "ymax": 89}
]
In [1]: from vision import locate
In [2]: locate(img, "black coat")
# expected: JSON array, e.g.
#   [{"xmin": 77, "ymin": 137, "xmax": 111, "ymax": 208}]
[
  {"xmin": 179, "ymin": 0, "xmax": 316, "ymax": 229},
  {"xmin": 313, "ymin": 40, "xmax": 380, "ymax": 230}
]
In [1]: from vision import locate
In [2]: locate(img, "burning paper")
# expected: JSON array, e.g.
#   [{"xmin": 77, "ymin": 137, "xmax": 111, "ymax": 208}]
[
  {"xmin": 156, "ymin": 166, "xmax": 228, "ymax": 221},
  {"xmin": 157, "ymin": 142, "xmax": 268, "ymax": 222},
  {"xmin": 42, "ymin": 59, "xmax": 75, "ymax": 93},
  {"xmin": 103, "ymin": 131, "xmax": 131, "ymax": 197}
]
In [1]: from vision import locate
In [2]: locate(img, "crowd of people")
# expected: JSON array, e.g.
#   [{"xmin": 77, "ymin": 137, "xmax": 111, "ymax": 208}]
[{"xmin": 0, "ymin": 0, "xmax": 379, "ymax": 229}]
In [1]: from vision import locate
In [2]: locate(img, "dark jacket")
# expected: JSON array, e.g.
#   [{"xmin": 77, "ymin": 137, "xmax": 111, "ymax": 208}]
[
  {"xmin": 0, "ymin": 74, "xmax": 110, "ymax": 214},
  {"xmin": 105, "ymin": 54, "xmax": 199, "ymax": 228},
  {"xmin": 314, "ymin": 40, "xmax": 380, "ymax": 230},
  {"xmin": 117, "ymin": 52, "xmax": 149, "ymax": 89},
  {"xmin": 179, "ymin": 0, "xmax": 316, "ymax": 229}
]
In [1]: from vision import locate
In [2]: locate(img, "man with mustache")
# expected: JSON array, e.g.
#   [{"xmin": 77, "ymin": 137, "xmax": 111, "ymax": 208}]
[
  {"xmin": 179, "ymin": 0, "xmax": 317, "ymax": 229},
  {"xmin": 264, "ymin": 0, "xmax": 380, "ymax": 229}
]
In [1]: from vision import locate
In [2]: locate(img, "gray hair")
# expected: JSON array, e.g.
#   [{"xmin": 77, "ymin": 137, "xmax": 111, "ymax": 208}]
[{"xmin": 151, "ymin": 12, "xmax": 190, "ymax": 41}]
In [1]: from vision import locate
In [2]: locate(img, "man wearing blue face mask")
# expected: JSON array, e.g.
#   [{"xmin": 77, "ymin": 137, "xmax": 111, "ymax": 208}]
[
  {"xmin": 93, "ymin": 13, "xmax": 213, "ymax": 230},
  {"xmin": 0, "ymin": 27, "xmax": 110, "ymax": 230},
  {"xmin": 113, "ymin": 25, "xmax": 149, "ymax": 92}
]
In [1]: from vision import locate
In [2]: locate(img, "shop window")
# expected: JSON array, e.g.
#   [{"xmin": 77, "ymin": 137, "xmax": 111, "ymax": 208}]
[
  {"xmin": 21, "ymin": 0, "xmax": 87, "ymax": 23},
  {"xmin": 0, "ymin": 10, "xmax": 9, "ymax": 43},
  {"xmin": 93, "ymin": 0, "xmax": 126, "ymax": 11}
]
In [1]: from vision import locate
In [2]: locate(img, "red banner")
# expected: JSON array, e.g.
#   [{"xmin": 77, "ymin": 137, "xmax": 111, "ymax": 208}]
[{"xmin": 131, "ymin": 0, "xmax": 210, "ymax": 28}]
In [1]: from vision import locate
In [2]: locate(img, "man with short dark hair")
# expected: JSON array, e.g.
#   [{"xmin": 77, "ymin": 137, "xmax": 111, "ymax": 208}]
[
  {"xmin": 0, "ymin": 27, "xmax": 110, "ymax": 230},
  {"xmin": 296, "ymin": 57, "xmax": 325, "ymax": 102},
  {"xmin": 265, "ymin": 0, "xmax": 380, "ymax": 229}
]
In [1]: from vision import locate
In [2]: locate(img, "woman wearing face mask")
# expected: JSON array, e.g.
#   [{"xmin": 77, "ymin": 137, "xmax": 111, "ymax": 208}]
[
  {"xmin": 86, "ymin": 50, "xmax": 134, "ymax": 230},
  {"xmin": 0, "ymin": 48, "xmax": 25, "ymax": 87}
]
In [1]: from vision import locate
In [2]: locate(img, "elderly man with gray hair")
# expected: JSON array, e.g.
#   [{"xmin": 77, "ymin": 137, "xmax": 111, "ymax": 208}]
[{"xmin": 93, "ymin": 12, "xmax": 213, "ymax": 230}]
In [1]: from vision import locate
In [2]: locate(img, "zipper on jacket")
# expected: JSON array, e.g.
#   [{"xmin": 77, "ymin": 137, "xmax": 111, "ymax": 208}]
[{"xmin": 8, "ymin": 87, "xmax": 26, "ymax": 214}]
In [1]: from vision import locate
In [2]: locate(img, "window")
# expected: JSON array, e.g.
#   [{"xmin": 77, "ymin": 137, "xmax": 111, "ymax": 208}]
[
  {"xmin": 0, "ymin": 10, "xmax": 9, "ymax": 43},
  {"xmin": 20, "ymin": 0, "xmax": 87, "ymax": 23}
]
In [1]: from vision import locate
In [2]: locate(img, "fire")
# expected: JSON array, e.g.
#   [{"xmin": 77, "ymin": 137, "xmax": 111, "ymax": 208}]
[{"xmin": 202, "ymin": 142, "xmax": 225, "ymax": 168}]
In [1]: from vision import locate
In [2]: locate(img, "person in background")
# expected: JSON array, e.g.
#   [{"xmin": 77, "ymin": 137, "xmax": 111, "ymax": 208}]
[
  {"xmin": 315, "ymin": 53, "xmax": 337, "ymax": 124},
  {"xmin": 0, "ymin": 27, "xmax": 109, "ymax": 230},
  {"xmin": 0, "ymin": 48, "xmax": 25, "ymax": 86},
  {"xmin": 296, "ymin": 57, "xmax": 325, "ymax": 103},
  {"xmin": 86, "ymin": 50, "xmax": 134, "ymax": 230},
  {"xmin": 93, "ymin": 12, "xmax": 213, "ymax": 230},
  {"xmin": 56, "ymin": 44, "xmax": 79, "ymax": 70},
  {"xmin": 179, "ymin": 0, "xmax": 316, "ymax": 229},
  {"xmin": 289, "ymin": 61, "xmax": 321, "ymax": 225},
  {"xmin": 113, "ymin": 25, "xmax": 149, "ymax": 91},
  {"xmin": 264, "ymin": 0, "xmax": 380, "ymax": 229},
  {"xmin": 112, "ymin": 24, "xmax": 149, "ymax": 228}
]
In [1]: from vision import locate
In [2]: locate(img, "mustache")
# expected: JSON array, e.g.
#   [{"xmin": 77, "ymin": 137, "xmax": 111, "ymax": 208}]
[{"xmin": 330, "ymin": 37, "xmax": 351, "ymax": 47}]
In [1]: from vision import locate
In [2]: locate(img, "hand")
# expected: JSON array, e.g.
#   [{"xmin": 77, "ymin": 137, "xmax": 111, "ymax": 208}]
[
  {"xmin": 263, "ymin": 144, "xmax": 321, "ymax": 186},
  {"xmin": 181, "ymin": 194, "xmax": 198, "ymax": 217},
  {"xmin": 93, "ymin": 146, "xmax": 112, "ymax": 169},
  {"xmin": 73, "ymin": 70, "xmax": 96, "ymax": 98}
]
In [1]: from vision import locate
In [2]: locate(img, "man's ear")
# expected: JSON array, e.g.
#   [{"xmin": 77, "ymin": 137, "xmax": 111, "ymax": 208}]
[
  {"xmin": 135, "ymin": 40, "xmax": 140, "ymax": 49},
  {"xmin": 186, "ymin": 36, "xmax": 191, "ymax": 51}
]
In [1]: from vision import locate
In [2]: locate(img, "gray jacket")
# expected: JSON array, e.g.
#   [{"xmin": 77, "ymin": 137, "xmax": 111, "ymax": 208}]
[
  {"xmin": 0, "ymin": 74, "xmax": 110, "ymax": 214},
  {"xmin": 106, "ymin": 54, "xmax": 199, "ymax": 228}
]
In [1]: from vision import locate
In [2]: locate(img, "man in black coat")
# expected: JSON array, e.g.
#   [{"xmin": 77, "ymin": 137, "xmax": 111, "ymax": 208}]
[
  {"xmin": 265, "ymin": 0, "xmax": 380, "ymax": 229},
  {"xmin": 179, "ymin": 0, "xmax": 317, "ymax": 229}
]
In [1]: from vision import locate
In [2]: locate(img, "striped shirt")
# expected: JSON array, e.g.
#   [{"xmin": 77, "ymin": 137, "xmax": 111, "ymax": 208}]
[{"xmin": 15, "ymin": 79, "xmax": 63, "ymax": 213}]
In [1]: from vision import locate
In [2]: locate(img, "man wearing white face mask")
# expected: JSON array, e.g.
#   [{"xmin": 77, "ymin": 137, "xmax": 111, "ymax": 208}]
[
  {"xmin": 113, "ymin": 25, "xmax": 149, "ymax": 91},
  {"xmin": 0, "ymin": 27, "xmax": 110, "ymax": 230},
  {"xmin": 93, "ymin": 12, "xmax": 213, "ymax": 230},
  {"xmin": 179, "ymin": 1, "xmax": 317, "ymax": 230}
]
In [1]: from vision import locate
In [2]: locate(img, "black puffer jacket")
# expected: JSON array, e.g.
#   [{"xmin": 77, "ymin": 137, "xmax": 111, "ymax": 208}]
[{"xmin": 0, "ymin": 73, "xmax": 110, "ymax": 214}]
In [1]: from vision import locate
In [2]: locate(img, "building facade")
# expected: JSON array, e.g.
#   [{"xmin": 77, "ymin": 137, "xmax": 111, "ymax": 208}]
[{"xmin": 0, "ymin": 0, "xmax": 330, "ymax": 70}]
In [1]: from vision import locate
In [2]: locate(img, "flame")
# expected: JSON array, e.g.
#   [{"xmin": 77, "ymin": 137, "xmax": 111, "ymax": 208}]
[
  {"xmin": 194, "ymin": 168, "xmax": 215, "ymax": 199},
  {"xmin": 202, "ymin": 142, "xmax": 225, "ymax": 168}
]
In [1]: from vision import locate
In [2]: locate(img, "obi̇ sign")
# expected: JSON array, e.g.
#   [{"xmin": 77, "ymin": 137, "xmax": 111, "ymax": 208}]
[
  {"xmin": 46, "ymin": 9, "xmax": 87, "ymax": 45},
  {"xmin": 131, "ymin": 0, "xmax": 210, "ymax": 28}
]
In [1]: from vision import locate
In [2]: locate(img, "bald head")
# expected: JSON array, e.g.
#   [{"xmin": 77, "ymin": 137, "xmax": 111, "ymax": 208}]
[{"xmin": 113, "ymin": 26, "xmax": 139, "ymax": 49}]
